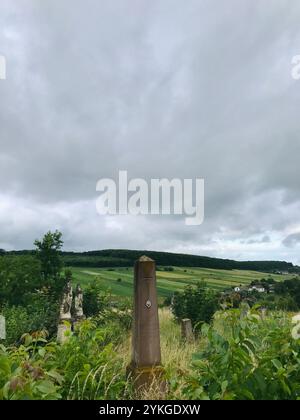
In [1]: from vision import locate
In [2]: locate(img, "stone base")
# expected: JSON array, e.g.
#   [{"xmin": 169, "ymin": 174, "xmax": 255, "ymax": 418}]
[
  {"xmin": 57, "ymin": 321, "xmax": 72, "ymax": 344},
  {"xmin": 127, "ymin": 364, "xmax": 167, "ymax": 394}
]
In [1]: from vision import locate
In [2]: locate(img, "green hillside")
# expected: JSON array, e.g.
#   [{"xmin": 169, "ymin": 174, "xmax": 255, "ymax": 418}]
[{"xmin": 71, "ymin": 266, "xmax": 295, "ymax": 298}]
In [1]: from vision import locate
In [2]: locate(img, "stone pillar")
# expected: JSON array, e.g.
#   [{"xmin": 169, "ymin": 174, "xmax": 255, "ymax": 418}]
[
  {"xmin": 128, "ymin": 256, "xmax": 165, "ymax": 391},
  {"xmin": 181, "ymin": 318, "xmax": 194, "ymax": 342},
  {"xmin": 0, "ymin": 315, "xmax": 6, "ymax": 340},
  {"xmin": 57, "ymin": 281, "xmax": 73, "ymax": 344}
]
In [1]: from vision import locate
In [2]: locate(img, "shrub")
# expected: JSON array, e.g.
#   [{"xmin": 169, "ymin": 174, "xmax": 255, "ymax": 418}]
[
  {"xmin": 182, "ymin": 308, "xmax": 300, "ymax": 400},
  {"xmin": 1, "ymin": 306, "xmax": 32, "ymax": 345},
  {"xmin": 0, "ymin": 255, "xmax": 41, "ymax": 306},
  {"xmin": 163, "ymin": 266, "xmax": 174, "ymax": 272},
  {"xmin": 1, "ymin": 293, "xmax": 60, "ymax": 346},
  {"xmin": 83, "ymin": 280, "xmax": 111, "ymax": 317},
  {"xmin": 0, "ymin": 322, "xmax": 129, "ymax": 400},
  {"xmin": 0, "ymin": 332, "xmax": 62, "ymax": 400},
  {"xmin": 172, "ymin": 282, "xmax": 218, "ymax": 330}
]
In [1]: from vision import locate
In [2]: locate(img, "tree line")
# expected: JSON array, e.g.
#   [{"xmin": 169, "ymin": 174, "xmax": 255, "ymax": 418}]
[{"xmin": 2, "ymin": 248, "xmax": 297, "ymax": 273}]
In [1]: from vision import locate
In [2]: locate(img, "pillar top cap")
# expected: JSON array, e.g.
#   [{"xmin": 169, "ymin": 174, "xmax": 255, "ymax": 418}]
[{"xmin": 138, "ymin": 255, "xmax": 154, "ymax": 262}]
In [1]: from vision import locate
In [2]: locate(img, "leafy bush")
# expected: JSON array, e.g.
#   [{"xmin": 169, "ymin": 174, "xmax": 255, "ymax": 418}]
[
  {"xmin": 0, "ymin": 331, "xmax": 62, "ymax": 400},
  {"xmin": 83, "ymin": 280, "xmax": 112, "ymax": 317},
  {"xmin": 163, "ymin": 266, "xmax": 174, "ymax": 272},
  {"xmin": 274, "ymin": 278, "xmax": 300, "ymax": 308},
  {"xmin": 0, "ymin": 321, "xmax": 129, "ymax": 400},
  {"xmin": 1, "ymin": 306, "xmax": 33, "ymax": 346},
  {"xmin": 182, "ymin": 308, "xmax": 300, "ymax": 400},
  {"xmin": 257, "ymin": 294, "xmax": 298, "ymax": 312},
  {"xmin": 0, "ymin": 255, "xmax": 41, "ymax": 306},
  {"xmin": 55, "ymin": 320, "xmax": 128, "ymax": 399},
  {"xmin": 1, "ymin": 294, "xmax": 60, "ymax": 346},
  {"xmin": 172, "ymin": 282, "xmax": 218, "ymax": 329}
]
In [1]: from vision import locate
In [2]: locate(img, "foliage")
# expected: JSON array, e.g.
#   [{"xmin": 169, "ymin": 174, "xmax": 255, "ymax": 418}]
[
  {"xmin": 0, "ymin": 231, "xmax": 67, "ymax": 344},
  {"xmin": 274, "ymin": 278, "xmax": 300, "ymax": 308},
  {"xmin": 0, "ymin": 321, "xmax": 129, "ymax": 400},
  {"xmin": 258, "ymin": 294, "xmax": 298, "ymax": 312},
  {"xmin": 181, "ymin": 308, "xmax": 300, "ymax": 400},
  {"xmin": 0, "ymin": 255, "xmax": 41, "ymax": 306},
  {"xmin": 163, "ymin": 266, "xmax": 174, "ymax": 272},
  {"xmin": 81, "ymin": 279, "xmax": 132, "ymax": 330},
  {"xmin": 1, "ymin": 293, "xmax": 59, "ymax": 346},
  {"xmin": 171, "ymin": 282, "xmax": 219, "ymax": 329},
  {"xmin": 34, "ymin": 231, "xmax": 64, "ymax": 296},
  {"xmin": 1, "ymin": 306, "xmax": 33, "ymax": 346},
  {"xmin": 54, "ymin": 320, "xmax": 128, "ymax": 399},
  {"xmin": 83, "ymin": 280, "xmax": 111, "ymax": 317},
  {"xmin": 94, "ymin": 298, "xmax": 132, "ymax": 332},
  {"xmin": 0, "ymin": 331, "xmax": 62, "ymax": 400},
  {"xmin": 163, "ymin": 295, "xmax": 173, "ymax": 307},
  {"xmin": 222, "ymin": 277, "xmax": 300, "ymax": 312}
]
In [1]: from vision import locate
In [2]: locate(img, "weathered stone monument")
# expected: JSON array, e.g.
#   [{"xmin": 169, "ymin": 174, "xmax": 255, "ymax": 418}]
[
  {"xmin": 74, "ymin": 284, "xmax": 85, "ymax": 325},
  {"xmin": 57, "ymin": 281, "xmax": 73, "ymax": 344},
  {"xmin": 128, "ymin": 256, "xmax": 165, "ymax": 391},
  {"xmin": 181, "ymin": 318, "xmax": 194, "ymax": 342},
  {"xmin": 0, "ymin": 315, "xmax": 6, "ymax": 340}
]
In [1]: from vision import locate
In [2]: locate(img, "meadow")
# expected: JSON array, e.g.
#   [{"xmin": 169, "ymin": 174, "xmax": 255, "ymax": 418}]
[{"xmin": 71, "ymin": 265, "xmax": 293, "ymax": 298}]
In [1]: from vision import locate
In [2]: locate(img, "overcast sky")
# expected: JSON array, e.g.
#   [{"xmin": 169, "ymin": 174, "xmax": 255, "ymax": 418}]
[{"xmin": 1, "ymin": 1, "xmax": 300, "ymax": 263}]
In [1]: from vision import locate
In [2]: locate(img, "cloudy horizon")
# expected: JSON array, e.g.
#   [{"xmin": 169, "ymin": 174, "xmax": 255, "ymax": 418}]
[{"xmin": 1, "ymin": 1, "xmax": 300, "ymax": 263}]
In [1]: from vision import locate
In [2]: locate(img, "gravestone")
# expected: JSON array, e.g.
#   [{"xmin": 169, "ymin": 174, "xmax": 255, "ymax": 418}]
[
  {"xmin": 0, "ymin": 315, "xmax": 6, "ymax": 340},
  {"xmin": 74, "ymin": 284, "xmax": 85, "ymax": 326},
  {"xmin": 260, "ymin": 307, "xmax": 267, "ymax": 320},
  {"xmin": 181, "ymin": 318, "xmax": 194, "ymax": 342},
  {"xmin": 57, "ymin": 281, "xmax": 73, "ymax": 344},
  {"xmin": 128, "ymin": 256, "xmax": 165, "ymax": 391}
]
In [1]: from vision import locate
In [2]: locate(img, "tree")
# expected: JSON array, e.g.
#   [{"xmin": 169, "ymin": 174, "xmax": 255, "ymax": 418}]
[{"xmin": 34, "ymin": 231, "xmax": 64, "ymax": 295}]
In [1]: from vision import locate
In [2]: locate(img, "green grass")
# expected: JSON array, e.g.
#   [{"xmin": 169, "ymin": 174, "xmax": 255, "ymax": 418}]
[{"xmin": 70, "ymin": 266, "xmax": 295, "ymax": 298}]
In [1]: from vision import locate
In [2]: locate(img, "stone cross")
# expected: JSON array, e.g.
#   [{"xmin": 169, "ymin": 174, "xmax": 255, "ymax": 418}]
[
  {"xmin": 57, "ymin": 281, "xmax": 73, "ymax": 344},
  {"xmin": 181, "ymin": 318, "xmax": 194, "ymax": 342},
  {"xmin": 0, "ymin": 315, "xmax": 6, "ymax": 340},
  {"xmin": 128, "ymin": 256, "xmax": 165, "ymax": 391}
]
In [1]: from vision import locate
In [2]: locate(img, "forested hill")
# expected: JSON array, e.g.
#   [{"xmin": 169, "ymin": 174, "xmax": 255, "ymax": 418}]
[{"xmin": 3, "ymin": 248, "xmax": 296, "ymax": 273}]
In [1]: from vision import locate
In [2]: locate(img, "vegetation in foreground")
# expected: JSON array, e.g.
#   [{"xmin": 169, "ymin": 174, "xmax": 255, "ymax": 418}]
[{"xmin": 1, "ymin": 306, "xmax": 300, "ymax": 400}]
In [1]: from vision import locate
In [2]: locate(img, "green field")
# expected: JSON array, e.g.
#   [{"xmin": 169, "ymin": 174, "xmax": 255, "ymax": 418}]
[{"xmin": 71, "ymin": 266, "xmax": 295, "ymax": 298}]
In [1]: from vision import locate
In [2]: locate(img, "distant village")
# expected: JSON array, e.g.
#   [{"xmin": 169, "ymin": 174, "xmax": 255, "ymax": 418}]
[
  {"xmin": 224, "ymin": 270, "xmax": 294, "ymax": 297},
  {"xmin": 222, "ymin": 275, "xmax": 281, "ymax": 302}
]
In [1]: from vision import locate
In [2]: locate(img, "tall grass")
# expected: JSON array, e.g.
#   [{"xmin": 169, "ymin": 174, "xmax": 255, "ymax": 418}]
[{"xmin": 117, "ymin": 307, "xmax": 199, "ymax": 400}]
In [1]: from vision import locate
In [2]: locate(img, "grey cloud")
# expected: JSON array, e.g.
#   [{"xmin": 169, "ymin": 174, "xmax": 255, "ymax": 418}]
[
  {"xmin": 283, "ymin": 233, "xmax": 300, "ymax": 248},
  {"xmin": 1, "ymin": 1, "xmax": 300, "ymax": 263}
]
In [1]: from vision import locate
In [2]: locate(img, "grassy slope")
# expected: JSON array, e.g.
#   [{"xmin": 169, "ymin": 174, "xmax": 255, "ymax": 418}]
[{"xmin": 71, "ymin": 266, "xmax": 294, "ymax": 298}]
